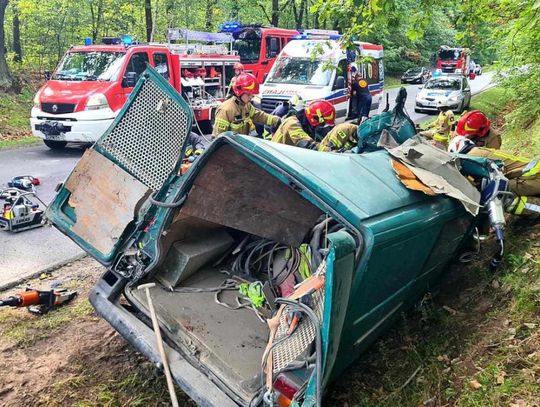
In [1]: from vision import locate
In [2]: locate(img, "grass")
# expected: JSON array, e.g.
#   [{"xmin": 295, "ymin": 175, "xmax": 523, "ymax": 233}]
[
  {"xmin": 385, "ymin": 75, "xmax": 403, "ymax": 89},
  {"xmin": 0, "ymin": 298, "xmax": 94, "ymax": 347},
  {"xmin": 0, "ymin": 86, "xmax": 40, "ymax": 150}
]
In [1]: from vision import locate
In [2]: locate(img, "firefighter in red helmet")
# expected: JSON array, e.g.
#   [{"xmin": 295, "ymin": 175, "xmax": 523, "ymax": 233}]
[
  {"xmin": 213, "ymin": 73, "xmax": 280, "ymax": 137},
  {"xmin": 227, "ymin": 62, "xmax": 245, "ymax": 98},
  {"xmin": 272, "ymin": 100, "xmax": 336, "ymax": 149},
  {"xmin": 455, "ymin": 110, "xmax": 502, "ymax": 149}
]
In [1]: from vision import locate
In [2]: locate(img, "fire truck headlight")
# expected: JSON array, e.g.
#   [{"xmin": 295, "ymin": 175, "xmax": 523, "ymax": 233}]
[{"xmin": 85, "ymin": 93, "xmax": 110, "ymax": 111}]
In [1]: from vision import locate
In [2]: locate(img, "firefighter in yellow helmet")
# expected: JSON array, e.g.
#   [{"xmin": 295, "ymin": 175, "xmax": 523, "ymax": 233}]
[
  {"xmin": 272, "ymin": 100, "xmax": 336, "ymax": 149},
  {"xmin": 418, "ymin": 100, "xmax": 455, "ymax": 149},
  {"xmin": 213, "ymin": 73, "xmax": 280, "ymax": 137},
  {"xmin": 318, "ymin": 122, "xmax": 359, "ymax": 152},
  {"xmin": 449, "ymin": 136, "xmax": 540, "ymax": 218}
]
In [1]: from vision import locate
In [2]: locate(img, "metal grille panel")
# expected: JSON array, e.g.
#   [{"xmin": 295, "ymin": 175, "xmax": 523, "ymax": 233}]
[
  {"xmin": 41, "ymin": 103, "xmax": 76, "ymax": 114},
  {"xmin": 272, "ymin": 287, "xmax": 325, "ymax": 373},
  {"xmin": 98, "ymin": 78, "xmax": 190, "ymax": 191},
  {"xmin": 261, "ymin": 97, "xmax": 289, "ymax": 114}
]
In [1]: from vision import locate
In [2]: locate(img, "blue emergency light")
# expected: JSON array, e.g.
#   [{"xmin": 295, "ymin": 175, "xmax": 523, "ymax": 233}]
[
  {"xmin": 220, "ymin": 22, "xmax": 241, "ymax": 32},
  {"xmin": 121, "ymin": 35, "xmax": 133, "ymax": 46},
  {"xmin": 84, "ymin": 37, "xmax": 93, "ymax": 46}
]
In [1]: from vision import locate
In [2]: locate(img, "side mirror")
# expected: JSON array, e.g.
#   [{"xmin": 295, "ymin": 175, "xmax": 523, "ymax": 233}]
[
  {"xmin": 44, "ymin": 70, "xmax": 51, "ymax": 81},
  {"xmin": 123, "ymin": 72, "xmax": 138, "ymax": 88},
  {"xmin": 333, "ymin": 76, "xmax": 345, "ymax": 90}
]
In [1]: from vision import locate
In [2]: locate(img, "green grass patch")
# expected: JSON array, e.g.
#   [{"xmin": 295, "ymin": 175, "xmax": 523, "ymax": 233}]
[
  {"xmin": 0, "ymin": 135, "xmax": 41, "ymax": 149},
  {"xmin": 0, "ymin": 299, "xmax": 94, "ymax": 347},
  {"xmin": 385, "ymin": 75, "xmax": 403, "ymax": 89},
  {"xmin": 0, "ymin": 87, "xmax": 38, "ymax": 150},
  {"xmin": 469, "ymin": 87, "xmax": 512, "ymax": 120}
]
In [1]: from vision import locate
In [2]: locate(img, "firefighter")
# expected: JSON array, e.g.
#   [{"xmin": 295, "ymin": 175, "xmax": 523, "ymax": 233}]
[
  {"xmin": 352, "ymin": 73, "xmax": 372, "ymax": 121},
  {"xmin": 272, "ymin": 100, "xmax": 336, "ymax": 149},
  {"xmin": 226, "ymin": 62, "xmax": 245, "ymax": 98},
  {"xmin": 455, "ymin": 110, "xmax": 502, "ymax": 149},
  {"xmin": 449, "ymin": 136, "xmax": 540, "ymax": 218},
  {"xmin": 213, "ymin": 73, "xmax": 280, "ymax": 137},
  {"xmin": 418, "ymin": 100, "xmax": 455, "ymax": 149},
  {"xmin": 318, "ymin": 122, "xmax": 359, "ymax": 152}
]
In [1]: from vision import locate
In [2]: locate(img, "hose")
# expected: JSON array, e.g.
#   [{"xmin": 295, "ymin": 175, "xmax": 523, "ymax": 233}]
[{"xmin": 148, "ymin": 191, "xmax": 186, "ymax": 208}]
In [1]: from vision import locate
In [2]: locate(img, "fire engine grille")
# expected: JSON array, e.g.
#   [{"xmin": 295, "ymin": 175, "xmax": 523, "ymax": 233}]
[
  {"xmin": 261, "ymin": 97, "xmax": 289, "ymax": 114},
  {"xmin": 41, "ymin": 103, "xmax": 76, "ymax": 114},
  {"xmin": 272, "ymin": 287, "xmax": 324, "ymax": 373},
  {"xmin": 97, "ymin": 77, "xmax": 190, "ymax": 191}
]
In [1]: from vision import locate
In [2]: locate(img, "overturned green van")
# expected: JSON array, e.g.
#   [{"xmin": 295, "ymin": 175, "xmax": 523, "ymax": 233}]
[{"xmin": 46, "ymin": 69, "xmax": 476, "ymax": 407}]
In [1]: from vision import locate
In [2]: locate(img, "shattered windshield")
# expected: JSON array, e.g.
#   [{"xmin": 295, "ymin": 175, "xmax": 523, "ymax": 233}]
[
  {"xmin": 438, "ymin": 49, "xmax": 461, "ymax": 60},
  {"xmin": 53, "ymin": 51, "xmax": 126, "ymax": 81},
  {"xmin": 425, "ymin": 78, "xmax": 461, "ymax": 90},
  {"xmin": 266, "ymin": 57, "xmax": 332, "ymax": 86}
]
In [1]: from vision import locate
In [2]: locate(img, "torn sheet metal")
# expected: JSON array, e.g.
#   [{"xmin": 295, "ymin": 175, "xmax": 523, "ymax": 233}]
[{"xmin": 383, "ymin": 136, "xmax": 481, "ymax": 215}]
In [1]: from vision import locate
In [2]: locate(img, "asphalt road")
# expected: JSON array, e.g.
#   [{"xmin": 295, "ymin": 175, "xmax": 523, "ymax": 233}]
[
  {"xmin": 0, "ymin": 71, "xmax": 494, "ymax": 288},
  {"xmin": 0, "ymin": 144, "xmax": 85, "ymax": 288}
]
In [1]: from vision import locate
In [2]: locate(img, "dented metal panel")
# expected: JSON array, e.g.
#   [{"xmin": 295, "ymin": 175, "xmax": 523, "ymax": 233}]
[{"xmin": 64, "ymin": 149, "xmax": 150, "ymax": 256}]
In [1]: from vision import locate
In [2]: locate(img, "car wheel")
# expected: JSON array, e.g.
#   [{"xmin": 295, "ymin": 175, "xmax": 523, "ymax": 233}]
[{"xmin": 43, "ymin": 140, "xmax": 68, "ymax": 150}]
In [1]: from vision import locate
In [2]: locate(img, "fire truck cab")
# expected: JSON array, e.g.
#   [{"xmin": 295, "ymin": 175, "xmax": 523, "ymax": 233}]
[
  {"xmin": 31, "ymin": 32, "xmax": 239, "ymax": 149},
  {"xmin": 260, "ymin": 33, "xmax": 384, "ymax": 122},
  {"xmin": 435, "ymin": 46, "xmax": 471, "ymax": 76},
  {"xmin": 221, "ymin": 23, "xmax": 299, "ymax": 83}
]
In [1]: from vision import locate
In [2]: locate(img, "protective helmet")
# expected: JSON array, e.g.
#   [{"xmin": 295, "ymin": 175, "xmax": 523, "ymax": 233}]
[
  {"xmin": 448, "ymin": 135, "xmax": 475, "ymax": 154},
  {"xmin": 234, "ymin": 62, "xmax": 244, "ymax": 71},
  {"xmin": 456, "ymin": 110, "xmax": 491, "ymax": 138},
  {"xmin": 233, "ymin": 73, "xmax": 259, "ymax": 97},
  {"xmin": 305, "ymin": 100, "xmax": 336, "ymax": 127}
]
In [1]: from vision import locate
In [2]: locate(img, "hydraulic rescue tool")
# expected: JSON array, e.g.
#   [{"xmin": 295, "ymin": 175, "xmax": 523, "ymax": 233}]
[
  {"xmin": 0, "ymin": 288, "xmax": 77, "ymax": 314},
  {"xmin": 0, "ymin": 188, "xmax": 45, "ymax": 232}
]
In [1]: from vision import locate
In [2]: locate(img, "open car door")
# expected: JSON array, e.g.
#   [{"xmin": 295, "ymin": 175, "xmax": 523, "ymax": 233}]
[{"xmin": 46, "ymin": 68, "xmax": 192, "ymax": 265}]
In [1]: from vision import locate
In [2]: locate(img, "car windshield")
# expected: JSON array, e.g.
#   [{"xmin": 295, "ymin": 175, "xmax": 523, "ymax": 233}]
[
  {"xmin": 425, "ymin": 78, "xmax": 461, "ymax": 90},
  {"xmin": 233, "ymin": 37, "xmax": 261, "ymax": 64},
  {"xmin": 266, "ymin": 57, "xmax": 332, "ymax": 86},
  {"xmin": 53, "ymin": 51, "xmax": 126, "ymax": 81},
  {"xmin": 407, "ymin": 68, "xmax": 423, "ymax": 74},
  {"xmin": 438, "ymin": 49, "xmax": 461, "ymax": 60}
]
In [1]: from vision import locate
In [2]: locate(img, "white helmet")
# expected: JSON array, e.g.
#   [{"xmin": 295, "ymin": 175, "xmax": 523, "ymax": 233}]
[{"xmin": 448, "ymin": 135, "xmax": 475, "ymax": 154}]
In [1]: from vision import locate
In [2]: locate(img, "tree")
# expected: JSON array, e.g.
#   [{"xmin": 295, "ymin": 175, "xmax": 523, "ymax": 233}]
[
  {"xmin": 0, "ymin": 0, "xmax": 12, "ymax": 90},
  {"xmin": 89, "ymin": 0, "xmax": 104, "ymax": 43},
  {"xmin": 12, "ymin": 1, "xmax": 21, "ymax": 62},
  {"xmin": 144, "ymin": 0, "xmax": 152, "ymax": 42}
]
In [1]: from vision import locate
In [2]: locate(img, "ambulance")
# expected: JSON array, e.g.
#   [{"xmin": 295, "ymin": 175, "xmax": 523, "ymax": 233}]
[{"xmin": 259, "ymin": 33, "xmax": 384, "ymax": 122}]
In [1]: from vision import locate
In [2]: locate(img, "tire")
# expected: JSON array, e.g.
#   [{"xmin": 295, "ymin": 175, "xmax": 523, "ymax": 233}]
[
  {"xmin": 43, "ymin": 140, "xmax": 67, "ymax": 150},
  {"xmin": 456, "ymin": 102, "xmax": 465, "ymax": 114}
]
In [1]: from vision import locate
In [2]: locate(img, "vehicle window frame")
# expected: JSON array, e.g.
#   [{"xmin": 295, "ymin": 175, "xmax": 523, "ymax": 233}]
[
  {"xmin": 125, "ymin": 52, "xmax": 149, "ymax": 78},
  {"xmin": 152, "ymin": 52, "xmax": 170, "ymax": 80}
]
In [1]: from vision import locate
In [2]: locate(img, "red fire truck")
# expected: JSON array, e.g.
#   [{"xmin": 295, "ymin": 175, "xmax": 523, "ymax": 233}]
[
  {"xmin": 435, "ymin": 45, "xmax": 471, "ymax": 76},
  {"xmin": 220, "ymin": 23, "xmax": 299, "ymax": 83},
  {"xmin": 31, "ymin": 31, "xmax": 239, "ymax": 149}
]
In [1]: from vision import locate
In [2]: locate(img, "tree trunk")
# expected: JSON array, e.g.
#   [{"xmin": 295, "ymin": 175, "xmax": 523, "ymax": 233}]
[
  {"xmin": 0, "ymin": 0, "xmax": 12, "ymax": 90},
  {"xmin": 231, "ymin": 0, "xmax": 239, "ymax": 21},
  {"xmin": 144, "ymin": 0, "xmax": 153, "ymax": 42},
  {"xmin": 12, "ymin": 3, "xmax": 21, "ymax": 63},
  {"xmin": 205, "ymin": 0, "xmax": 217, "ymax": 31},
  {"xmin": 90, "ymin": 0, "xmax": 104, "ymax": 43},
  {"xmin": 271, "ymin": 0, "xmax": 279, "ymax": 26}
]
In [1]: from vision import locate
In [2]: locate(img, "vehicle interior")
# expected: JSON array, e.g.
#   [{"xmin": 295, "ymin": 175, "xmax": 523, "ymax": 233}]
[{"xmin": 125, "ymin": 143, "xmax": 354, "ymax": 403}]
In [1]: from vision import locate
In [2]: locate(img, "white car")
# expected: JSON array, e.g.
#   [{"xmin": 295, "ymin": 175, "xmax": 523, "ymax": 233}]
[
  {"xmin": 415, "ymin": 75, "xmax": 471, "ymax": 114},
  {"xmin": 475, "ymin": 64, "xmax": 482, "ymax": 75}
]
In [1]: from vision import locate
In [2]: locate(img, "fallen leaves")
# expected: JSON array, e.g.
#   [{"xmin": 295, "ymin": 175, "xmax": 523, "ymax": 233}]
[{"xmin": 468, "ymin": 379, "xmax": 482, "ymax": 390}]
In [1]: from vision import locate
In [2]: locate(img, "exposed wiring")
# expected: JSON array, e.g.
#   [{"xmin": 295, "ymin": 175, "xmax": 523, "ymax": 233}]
[{"xmin": 149, "ymin": 191, "xmax": 186, "ymax": 208}]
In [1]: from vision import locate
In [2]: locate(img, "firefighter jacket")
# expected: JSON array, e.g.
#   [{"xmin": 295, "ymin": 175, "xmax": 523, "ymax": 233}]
[
  {"xmin": 272, "ymin": 111, "xmax": 319, "ymax": 149},
  {"xmin": 472, "ymin": 129, "xmax": 502, "ymax": 149},
  {"xmin": 213, "ymin": 97, "xmax": 279, "ymax": 137},
  {"xmin": 318, "ymin": 123, "xmax": 359, "ymax": 152},
  {"xmin": 468, "ymin": 147, "xmax": 540, "ymax": 197},
  {"xmin": 421, "ymin": 110, "xmax": 455, "ymax": 143}
]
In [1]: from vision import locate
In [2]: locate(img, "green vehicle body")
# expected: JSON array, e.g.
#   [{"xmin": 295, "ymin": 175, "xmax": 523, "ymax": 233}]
[{"xmin": 46, "ymin": 68, "xmax": 474, "ymax": 406}]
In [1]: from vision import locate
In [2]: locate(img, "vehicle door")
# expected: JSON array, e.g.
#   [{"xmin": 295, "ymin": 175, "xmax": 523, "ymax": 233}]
[
  {"xmin": 45, "ymin": 68, "xmax": 193, "ymax": 265},
  {"xmin": 121, "ymin": 51, "xmax": 150, "ymax": 98},
  {"xmin": 463, "ymin": 78, "xmax": 471, "ymax": 106},
  {"xmin": 332, "ymin": 58, "xmax": 349, "ymax": 120},
  {"xmin": 151, "ymin": 51, "xmax": 174, "ymax": 87}
]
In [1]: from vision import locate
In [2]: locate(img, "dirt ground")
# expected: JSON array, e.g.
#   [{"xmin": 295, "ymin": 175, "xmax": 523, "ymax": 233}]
[{"xmin": 0, "ymin": 220, "xmax": 538, "ymax": 407}]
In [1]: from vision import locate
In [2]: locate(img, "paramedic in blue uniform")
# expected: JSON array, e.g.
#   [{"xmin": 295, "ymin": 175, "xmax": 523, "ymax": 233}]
[{"xmin": 352, "ymin": 72, "xmax": 372, "ymax": 121}]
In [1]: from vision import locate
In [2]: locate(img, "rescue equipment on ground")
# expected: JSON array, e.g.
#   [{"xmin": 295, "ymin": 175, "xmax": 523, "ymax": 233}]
[
  {"xmin": 0, "ymin": 287, "xmax": 77, "ymax": 314},
  {"xmin": 7, "ymin": 175, "xmax": 41, "ymax": 190},
  {"xmin": 0, "ymin": 188, "xmax": 46, "ymax": 232}
]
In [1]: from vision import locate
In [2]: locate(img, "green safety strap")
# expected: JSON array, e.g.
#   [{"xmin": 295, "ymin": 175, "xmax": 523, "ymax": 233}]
[
  {"xmin": 239, "ymin": 281, "xmax": 265, "ymax": 308},
  {"xmin": 298, "ymin": 244, "xmax": 312, "ymax": 280}
]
